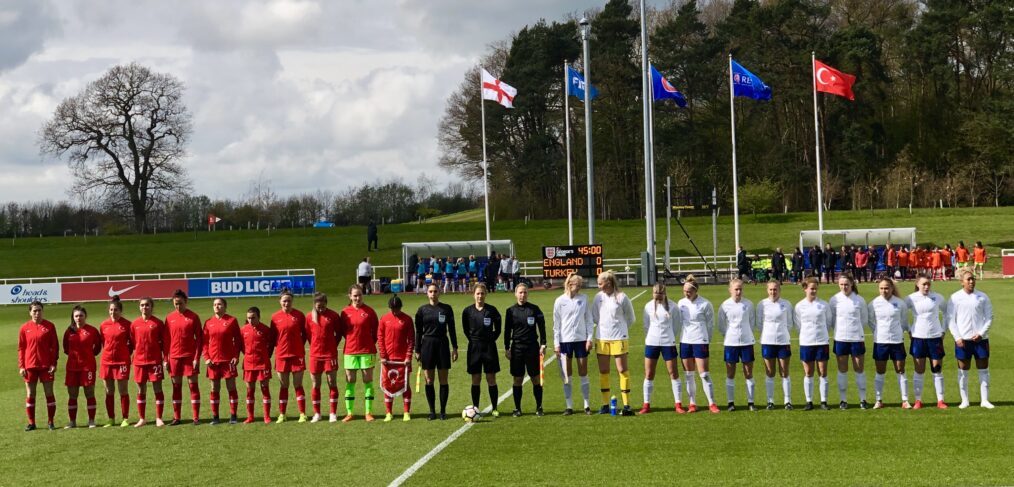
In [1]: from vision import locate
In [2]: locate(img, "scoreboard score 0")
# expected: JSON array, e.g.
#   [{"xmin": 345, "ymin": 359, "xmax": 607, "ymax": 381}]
[{"xmin": 542, "ymin": 245, "xmax": 604, "ymax": 278}]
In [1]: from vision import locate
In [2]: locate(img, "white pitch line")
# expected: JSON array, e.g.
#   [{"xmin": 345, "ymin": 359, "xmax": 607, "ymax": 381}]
[{"xmin": 389, "ymin": 288, "xmax": 648, "ymax": 487}]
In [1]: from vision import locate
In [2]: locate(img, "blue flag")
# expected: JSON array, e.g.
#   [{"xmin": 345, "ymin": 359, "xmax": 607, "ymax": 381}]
[
  {"xmin": 566, "ymin": 66, "xmax": 598, "ymax": 100},
  {"xmin": 731, "ymin": 60, "xmax": 771, "ymax": 100},
  {"xmin": 650, "ymin": 65, "xmax": 687, "ymax": 108}
]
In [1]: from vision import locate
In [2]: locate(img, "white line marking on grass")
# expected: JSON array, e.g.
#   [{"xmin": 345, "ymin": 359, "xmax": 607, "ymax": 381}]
[{"xmin": 390, "ymin": 289, "xmax": 646, "ymax": 487}]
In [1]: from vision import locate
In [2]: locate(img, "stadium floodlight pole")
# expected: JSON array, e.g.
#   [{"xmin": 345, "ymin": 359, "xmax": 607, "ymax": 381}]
[
  {"xmin": 640, "ymin": 0, "xmax": 655, "ymax": 284},
  {"xmin": 479, "ymin": 65, "xmax": 492, "ymax": 255},
  {"xmin": 811, "ymin": 51, "xmax": 825, "ymax": 247},
  {"xmin": 564, "ymin": 61, "xmax": 574, "ymax": 245},
  {"xmin": 728, "ymin": 54, "xmax": 741, "ymax": 253},
  {"xmin": 580, "ymin": 17, "xmax": 595, "ymax": 245}
]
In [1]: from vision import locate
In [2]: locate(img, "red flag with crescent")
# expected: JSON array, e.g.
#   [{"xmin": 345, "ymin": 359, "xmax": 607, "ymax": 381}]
[
  {"xmin": 381, "ymin": 361, "xmax": 409, "ymax": 397},
  {"xmin": 814, "ymin": 60, "xmax": 856, "ymax": 101}
]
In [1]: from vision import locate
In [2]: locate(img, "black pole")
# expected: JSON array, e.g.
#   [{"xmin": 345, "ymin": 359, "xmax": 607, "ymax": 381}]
[{"xmin": 674, "ymin": 213, "xmax": 719, "ymax": 281}]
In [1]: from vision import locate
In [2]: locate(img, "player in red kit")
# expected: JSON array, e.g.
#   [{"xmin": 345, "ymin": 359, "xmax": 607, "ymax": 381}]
[
  {"xmin": 241, "ymin": 307, "xmax": 275, "ymax": 424},
  {"xmin": 341, "ymin": 285, "xmax": 380, "ymax": 422},
  {"xmin": 271, "ymin": 288, "xmax": 308, "ymax": 423},
  {"xmin": 131, "ymin": 297, "xmax": 167, "ymax": 428},
  {"xmin": 307, "ymin": 292, "xmax": 343, "ymax": 423},
  {"xmin": 62, "ymin": 305, "xmax": 101, "ymax": 428},
  {"xmin": 18, "ymin": 301, "xmax": 59, "ymax": 431},
  {"xmin": 100, "ymin": 296, "xmax": 133, "ymax": 427},
  {"xmin": 165, "ymin": 289, "xmax": 203, "ymax": 425},
  {"xmin": 203, "ymin": 298, "xmax": 243, "ymax": 425},
  {"xmin": 378, "ymin": 294, "xmax": 414, "ymax": 422}
]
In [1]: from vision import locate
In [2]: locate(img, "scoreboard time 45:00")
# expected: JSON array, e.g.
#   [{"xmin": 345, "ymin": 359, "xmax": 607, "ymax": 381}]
[{"xmin": 541, "ymin": 245, "xmax": 604, "ymax": 278}]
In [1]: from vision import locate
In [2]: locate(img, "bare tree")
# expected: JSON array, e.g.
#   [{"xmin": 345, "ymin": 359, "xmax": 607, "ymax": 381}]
[{"xmin": 39, "ymin": 63, "xmax": 192, "ymax": 233}]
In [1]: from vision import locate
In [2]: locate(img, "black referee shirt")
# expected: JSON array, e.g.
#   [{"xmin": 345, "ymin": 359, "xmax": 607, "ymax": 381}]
[
  {"xmin": 461, "ymin": 304, "xmax": 501, "ymax": 344},
  {"xmin": 414, "ymin": 303, "xmax": 458, "ymax": 350},
  {"xmin": 504, "ymin": 302, "xmax": 546, "ymax": 351}
]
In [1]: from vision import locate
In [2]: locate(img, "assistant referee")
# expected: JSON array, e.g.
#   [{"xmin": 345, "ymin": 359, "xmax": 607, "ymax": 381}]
[
  {"xmin": 504, "ymin": 283, "xmax": 547, "ymax": 417},
  {"xmin": 461, "ymin": 283, "xmax": 502, "ymax": 416},
  {"xmin": 414, "ymin": 284, "xmax": 458, "ymax": 420}
]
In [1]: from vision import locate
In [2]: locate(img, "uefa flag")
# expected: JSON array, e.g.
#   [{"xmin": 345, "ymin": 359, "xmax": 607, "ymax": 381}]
[
  {"xmin": 650, "ymin": 65, "xmax": 687, "ymax": 107},
  {"xmin": 731, "ymin": 60, "xmax": 771, "ymax": 101}
]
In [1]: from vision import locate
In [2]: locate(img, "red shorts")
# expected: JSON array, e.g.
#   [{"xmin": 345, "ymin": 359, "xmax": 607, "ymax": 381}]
[
  {"xmin": 275, "ymin": 356, "xmax": 306, "ymax": 373},
  {"xmin": 65, "ymin": 370, "xmax": 97, "ymax": 387},
  {"xmin": 206, "ymin": 362, "xmax": 238, "ymax": 380},
  {"xmin": 133, "ymin": 364, "xmax": 165, "ymax": 383},
  {"xmin": 167, "ymin": 357, "xmax": 197, "ymax": 377},
  {"xmin": 243, "ymin": 370, "xmax": 272, "ymax": 383},
  {"xmin": 308, "ymin": 357, "xmax": 338, "ymax": 374},
  {"xmin": 23, "ymin": 368, "xmax": 54, "ymax": 383},
  {"xmin": 101, "ymin": 364, "xmax": 130, "ymax": 381}
]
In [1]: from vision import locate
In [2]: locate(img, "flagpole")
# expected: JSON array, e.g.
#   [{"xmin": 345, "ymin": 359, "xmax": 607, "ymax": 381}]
[
  {"xmin": 480, "ymin": 66, "xmax": 492, "ymax": 255},
  {"xmin": 639, "ymin": 0, "xmax": 654, "ymax": 284},
  {"xmin": 647, "ymin": 61, "xmax": 657, "ymax": 270},
  {"xmin": 811, "ymin": 52, "xmax": 825, "ymax": 245},
  {"xmin": 580, "ymin": 18, "xmax": 594, "ymax": 245},
  {"xmin": 564, "ymin": 61, "xmax": 574, "ymax": 245},
  {"xmin": 728, "ymin": 54, "xmax": 741, "ymax": 253}
]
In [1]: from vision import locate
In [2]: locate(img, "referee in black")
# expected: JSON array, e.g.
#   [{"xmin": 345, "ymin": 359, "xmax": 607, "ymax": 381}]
[
  {"xmin": 414, "ymin": 283, "xmax": 458, "ymax": 420},
  {"xmin": 504, "ymin": 282, "xmax": 547, "ymax": 417},
  {"xmin": 461, "ymin": 283, "xmax": 502, "ymax": 416}
]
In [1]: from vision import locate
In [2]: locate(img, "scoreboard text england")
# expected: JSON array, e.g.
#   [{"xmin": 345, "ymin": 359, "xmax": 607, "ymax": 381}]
[{"xmin": 541, "ymin": 245, "xmax": 604, "ymax": 279}]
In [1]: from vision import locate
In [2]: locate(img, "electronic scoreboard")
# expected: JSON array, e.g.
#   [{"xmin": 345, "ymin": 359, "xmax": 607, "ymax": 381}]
[{"xmin": 541, "ymin": 244, "xmax": 604, "ymax": 278}]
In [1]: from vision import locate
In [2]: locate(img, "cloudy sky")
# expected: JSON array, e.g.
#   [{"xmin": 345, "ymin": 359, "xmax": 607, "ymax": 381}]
[{"xmin": 1, "ymin": 0, "xmax": 669, "ymax": 202}]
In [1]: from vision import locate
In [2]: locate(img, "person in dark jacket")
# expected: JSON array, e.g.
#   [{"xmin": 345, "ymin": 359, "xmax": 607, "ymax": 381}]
[
  {"xmin": 791, "ymin": 248, "xmax": 805, "ymax": 283},
  {"xmin": 407, "ymin": 253, "xmax": 419, "ymax": 292},
  {"xmin": 809, "ymin": 245, "xmax": 823, "ymax": 279},
  {"xmin": 771, "ymin": 248, "xmax": 786, "ymax": 283},
  {"xmin": 866, "ymin": 247, "xmax": 879, "ymax": 281},
  {"xmin": 737, "ymin": 246, "xmax": 752, "ymax": 283},
  {"xmin": 486, "ymin": 252, "xmax": 500, "ymax": 292},
  {"xmin": 367, "ymin": 221, "xmax": 378, "ymax": 251},
  {"xmin": 823, "ymin": 244, "xmax": 838, "ymax": 283}
]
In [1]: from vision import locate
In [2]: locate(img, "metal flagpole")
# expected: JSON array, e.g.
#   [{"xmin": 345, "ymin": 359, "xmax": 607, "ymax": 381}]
[
  {"xmin": 564, "ymin": 61, "xmax": 574, "ymax": 245},
  {"xmin": 647, "ymin": 59, "xmax": 657, "ymax": 278},
  {"xmin": 480, "ymin": 66, "xmax": 492, "ymax": 255},
  {"xmin": 580, "ymin": 18, "xmax": 594, "ymax": 244},
  {"xmin": 811, "ymin": 52, "xmax": 825, "ymax": 247},
  {"xmin": 728, "ymin": 54, "xmax": 741, "ymax": 253},
  {"xmin": 639, "ymin": 0, "xmax": 654, "ymax": 284},
  {"xmin": 666, "ymin": 177, "xmax": 672, "ymax": 272}
]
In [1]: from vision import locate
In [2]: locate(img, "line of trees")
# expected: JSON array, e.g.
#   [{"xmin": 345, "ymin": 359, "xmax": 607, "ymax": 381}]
[{"xmin": 438, "ymin": 0, "xmax": 1014, "ymax": 220}]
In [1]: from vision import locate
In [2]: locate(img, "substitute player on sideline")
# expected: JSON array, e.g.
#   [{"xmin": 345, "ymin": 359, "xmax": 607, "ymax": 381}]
[
  {"xmin": 948, "ymin": 269, "xmax": 994, "ymax": 409},
  {"xmin": 592, "ymin": 270, "xmax": 637, "ymax": 416},
  {"xmin": 131, "ymin": 297, "xmax": 166, "ymax": 428},
  {"xmin": 341, "ymin": 285, "xmax": 380, "ymax": 422},
  {"xmin": 795, "ymin": 278, "xmax": 833, "ymax": 410},
  {"xmin": 757, "ymin": 280, "xmax": 796, "ymax": 410},
  {"xmin": 830, "ymin": 275, "xmax": 870, "ymax": 409},
  {"xmin": 678, "ymin": 275, "xmax": 718, "ymax": 414},
  {"xmin": 641, "ymin": 283, "xmax": 683, "ymax": 414},
  {"xmin": 203, "ymin": 298, "xmax": 243, "ymax": 424},
  {"xmin": 306, "ymin": 292, "xmax": 342, "ymax": 423},
  {"xmin": 905, "ymin": 275, "xmax": 948, "ymax": 409},
  {"xmin": 241, "ymin": 307, "xmax": 275, "ymax": 423},
  {"xmin": 164, "ymin": 289, "xmax": 203, "ymax": 425},
  {"xmin": 553, "ymin": 273, "xmax": 595, "ymax": 415},
  {"xmin": 62, "ymin": 305, "xmax": 101, "ymax": 428},
  {"xmin": 100, "ymin": 296, "xmax": 133, "ymax": 427},
  {"xmin": 18, "ymin": 301, "xmax": 59, "ymax": 431},
  {"xmin": 462, "ymin": 283, "xmax": 502, "ymax": 416},
  {"xmin": 378, "ymin": 295, "xmax": 414, "ymax": 422},
  {"xmin": 415, "ymin": 284, "xmax": 458, "ymax": 420},
  {"xmin": 868, "ymin": 278, "xmax": 910, "ymax": 409},
  {"xmin": 271, "ymin": 289, "xmax": 308, "ymax": 423},
  {"xmin": 504, "ymin": 283, "xmax": 547, "ymax": 417},
  {"xmin": 718, "ymin": 279, "xmax": 756, "ymax": 412}
]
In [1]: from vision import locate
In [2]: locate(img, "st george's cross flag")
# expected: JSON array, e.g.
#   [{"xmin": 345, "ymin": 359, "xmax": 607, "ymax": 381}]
[
  {"xmin": 481, "ymin": 68, "xmax": 517, "ymax": 108},
  {"xmin": 813, "ymin": 60, "xmax": 856, "ymax": 101}
]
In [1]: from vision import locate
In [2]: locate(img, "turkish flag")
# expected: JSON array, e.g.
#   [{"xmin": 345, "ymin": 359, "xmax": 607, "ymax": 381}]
[{"xmin": 814, "ymin": 60, "xmax": 856, "ymax": 101}]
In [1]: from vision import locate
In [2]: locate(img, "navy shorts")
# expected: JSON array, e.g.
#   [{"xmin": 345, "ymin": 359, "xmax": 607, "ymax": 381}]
[
  {"xmin": 954, "ymin": 339, "xmax": 990, "ymax": 361},
  {"xmin": 799, "ymin": 345, "xmax": 829, "ymax": 362},
  {"xmin": 724, "ymin": 345, "xmax": 755, "ymax": 364},
  {"xmin": 761, "ymin": 344, "xmax": 791, "ymax": 360},
  {"xmin": 680, "ymin": 343, "xmax": 710, "ymax": 359},
  {"xmin": 910, "ymin": 337, "xmax": 945, "ymax": 360},
  {"xmin": 559, "ymin": 341, "xmax": 589, "ymax": 359},
  {"xmin": 834, "ymin": 340, "xmax": 866, "ymax": 357},
  {"xmin": 645, "ymin": 345, "xmax": 678, "ymax": 361},
  {"xmin": 872, "ymin": 342, "xmax": 906, "ymax": 361}
]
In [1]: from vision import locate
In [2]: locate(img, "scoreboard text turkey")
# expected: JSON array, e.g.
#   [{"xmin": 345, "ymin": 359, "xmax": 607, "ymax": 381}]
[{"xmin": 541, "ymin": 245, "xmax": 604, "ymax": 279}]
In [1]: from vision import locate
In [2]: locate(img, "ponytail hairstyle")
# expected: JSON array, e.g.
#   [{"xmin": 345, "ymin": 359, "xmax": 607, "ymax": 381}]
[
  {"xmin": 914, "ymin": 272, "xmax": 932, "ymax": 292},
  {"xmin": 564, "ymin": 273, "xmax": 584, "ymax": 291},
  {"xmin": 838, "ymin": 273, "xmax": 859, "ymax": 296},
  {"xmin": 651, "ymin": 282, "xmax": 668, "ymax": 318},
  {"xmin": 683, "ymin": 274, "xmax": 699, "ymax": 294},
  {"xmin": 347, "ymin": 284, "xmax": 364, "ymax": 306},
  {"xmin": 172, "ymin": 288, "xmax": 188, "ymax": 302},
  {"xmin": 312, "ymin": 292, "xmax": 327, "ymax": 323},
  {"xmin": 70, "ymin": 304, "xmax": 87, "ymax": 328},
  {"xmin": 878, "ymin": 277, "xmax": 900, "ymax": 299},
  {"xmin": 388, "ymin": 294, "xmax": 403, "ymax": 311},
  {"xmin": 279, "ymin": 287, "xmax": 293, "ymax": 299},
  {"xmin": 598, "ymin": 270, "xmax": 620, "ymax": 295},
  {"xmin": 109, "ymin": 295, "xmax": 123, "ymax": 312}
]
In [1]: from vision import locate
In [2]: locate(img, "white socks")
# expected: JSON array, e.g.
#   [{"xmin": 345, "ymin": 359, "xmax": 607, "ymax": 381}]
[
  {"xmin": 781, "ymin": 377, "xmax": 791, "ymax": 404},
  {"xmin": 913, "ymin": 372, "xmax": 924, "ymax": 401},
  {"xmin": 700, "ymin": 372, "xmax": 715, "ymax": 406},
  {"xmin": 898, "ymin": 373, "xmax": 909, "ymax": 402},
  {"xmin": 874, "ymin": 373, "xmax": 885, "ymax": 401},
  {"xmin": 978, "ymin": 369, "xmax": 991, "ymax": 405},
  {"xmin": 563, "ymin": 382, "xmax": 573, "ymax": 409},
  {"xmin": 765, "ymin": 377, "xmax": 775, "ymax": 404},
  {"xmin": 643, "ymin": 379, "xmax": 654, "ymax": 404},
  {"xmin": 819, "ymin": 376, "xmax": 828, "ymax": 402},
  {"xmin": 803, "ymin": 376, "xmax": 813, "ymax": 403},
  {"xmin": 837, "ymin": 372, "xmax": 848, "ymax": 401},
  {"xmin": 933, "ymin": 372, "xmax": 945, "ymax": 401},
  {"xmin": 855, "ymin": 373, "xmax": 867, "ymax": 402},
  {"xmin": 957, "ymin": 369, "xmax": 969, "ymax": 404},
  {"xmin": 745, "ymin": 378, "xmax": 755, "ymax": 403},
  {"xmin": 671, "ymin": 378, "xmax": 682, "ymax": 404},
  {"xmin": 580, "ymin": 376, "xmax": 590, "ymax": 408},
  {"xmin": 684, "ymin": 372, "xmax": 697, "ymax": 404},
  {"xmin": 726, "ymin": 378, "xmax": 735, "ymax": 404}
]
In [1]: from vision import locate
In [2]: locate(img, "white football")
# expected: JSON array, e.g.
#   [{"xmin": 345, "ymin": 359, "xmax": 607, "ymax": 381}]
[{"xmin": 462, "ymin": 405, "xmax": 478, "ymax": 422}]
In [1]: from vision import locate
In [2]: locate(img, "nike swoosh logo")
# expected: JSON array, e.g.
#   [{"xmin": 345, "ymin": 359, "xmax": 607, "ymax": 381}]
[{"xmin": 108, "ymin": 285, "xmax": 140, "ymax": 297}]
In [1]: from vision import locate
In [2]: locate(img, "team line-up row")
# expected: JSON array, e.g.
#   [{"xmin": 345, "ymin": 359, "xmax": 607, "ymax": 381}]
[{"xmin": 15, "ymin": 267, "xmax": 993, "ymax": 430}]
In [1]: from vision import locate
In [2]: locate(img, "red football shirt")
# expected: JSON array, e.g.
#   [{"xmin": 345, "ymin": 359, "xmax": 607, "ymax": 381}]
[
  {"xmin": 130, "ymin": 316, "xmax": 166, "ymax": 366},
  {"xmin": 270, "ymin": 309, "xmax": 306, "ymax": 360},
  {"xmin": 203, "ymin": 315, "xmax": 242, "ymax": 363},
  {"xmin": 307, "ymin": 309, "xmax": 342, "ymax": 360},
  {"xmin": 956, "ymin": 247, "xmax": 970, "ymax": 263},
  {"xmin": 18, "ymin": 320, "xmax": 59, "ymax": 370},
  {"xmin": 165, "ymin": 309, "xmax": 203, "ymax": 359},
  {"xmin": 377, "ymin": 311, "xmax": 414, "ymax": 361},
  {"xmin": 341, "ymin": 304, "xmax": 379, "ymax": 355},
  {"xmin": 100, "ymin": 317, "xmax": 133, "ymax": 366},
  {"xmin": 241, "ymin": 322, "xmax": 274, "ymax": 371},
  {"xmin": 63, "ymin": 324, "xmax": 101, "ymax": 372}
]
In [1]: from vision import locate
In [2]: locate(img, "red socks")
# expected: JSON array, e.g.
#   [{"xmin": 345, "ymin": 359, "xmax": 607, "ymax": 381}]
[
  {"xmin": 120, "ymin": 394, "xmax": 129, "ymax": 420},
  {"xmin": 228, "ymin": 390, "xmax": 238, "ymax": 416},
  {"xmin": 68, "ymin": 398, "xmax": 78, "ymax": 423},
  {"xmin": 105, "ymin": 394, "xmax": 115, "ymax": 419},
  {"xmin": 136, "ymin": 393, "xmax": 146, "ymax": 419},
  {"xmin": 154, "ymin": 391, "xmax": 165, "ymax": 420},
  {"xmin": 26, "ymin": 397, "xmax": 35, "ymax": 425},
  {"xmin": 210, "ymin": 391, "xmax": 220, "ymax": 418},
  {"xmin": 295, "ymin": 386, "xmax": 306, "ymax": 415},
  {"xmin": 246, "ymin": 388, "xmax": 255, "ymax": 419},
  {"xmin": 329, "ymin": 388, "xmax": 339, "ymax": 415},
  {"xmin": 189, "ymin": 382, "xmax": 200, "ymax": 420},
  {"xmin": 86, "ymin": 397, "xmax": 97, "ymax": 421},
  {"xmin": 260, "ymin": 383, "xmax": 271, "ymax": 420},
  {"xmin": 45, "ymin": 395, "xmax": 56, "ymax": 423},
  {"xmin": 404, "ymin": 388, "xmax": 412, "ymax": 413},
  {"xmin": 312, "ymin": 387, "xmax": 321, "ymax": 415},
  {"xmin": 278, "ymin": 388, "xmax": 288, "ymax": 415},
  {"xmin": 172, "ymin": 383, "xmax": 183, "ymax": 420}
]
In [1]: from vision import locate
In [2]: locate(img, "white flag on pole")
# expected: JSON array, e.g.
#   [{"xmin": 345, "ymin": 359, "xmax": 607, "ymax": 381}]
[{"xmin": 481, "ymin": 68, "xmax": 517, "ymax": 108}]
